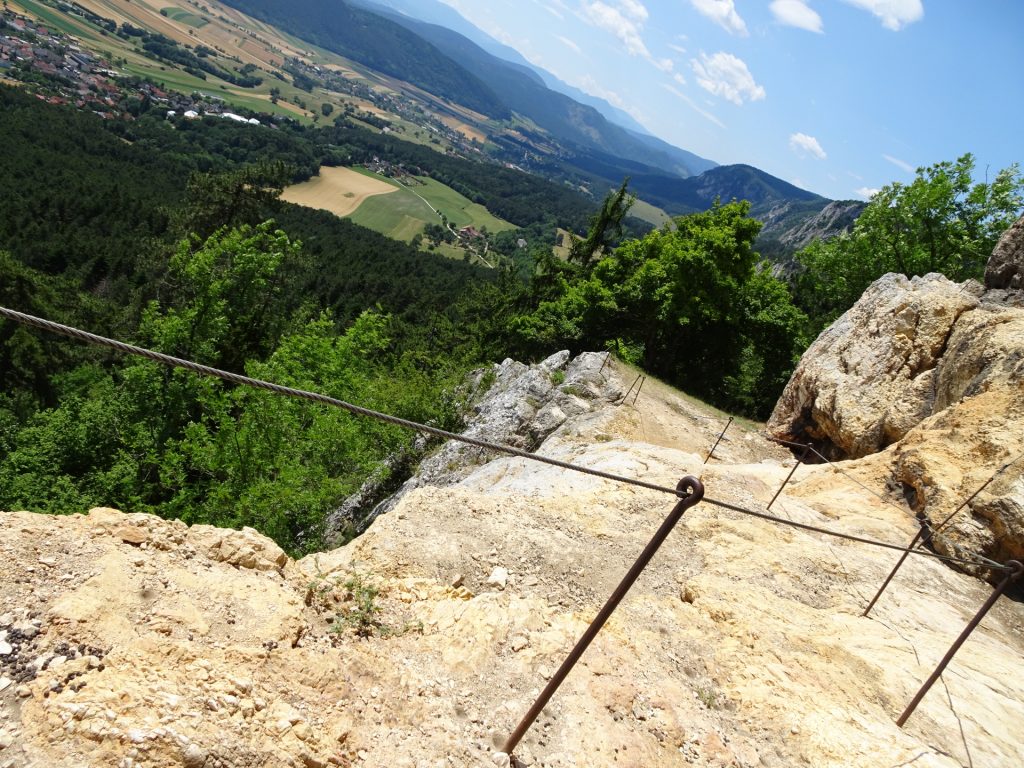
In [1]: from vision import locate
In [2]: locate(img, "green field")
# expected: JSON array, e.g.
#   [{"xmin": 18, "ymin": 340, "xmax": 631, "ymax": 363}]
[
  {"xmin": 413, "ymin": 177, "xmax": 514, "ymax": 233},
  {"xmin": 160, "ymin": 7, "xmax": 209, "ymax": 28},
  {"xmin": 347, "ymin": 174, "xmax": 436, "ymax": 242},
  {"xmin": 346, "ymin": 170, "xmax": 514, "ymax": 242}
]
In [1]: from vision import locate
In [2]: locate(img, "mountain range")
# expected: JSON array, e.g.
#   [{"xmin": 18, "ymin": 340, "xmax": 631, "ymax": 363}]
[{"xmin": 216, "ymin": 0, "xmax": 857, "ymax": 248}]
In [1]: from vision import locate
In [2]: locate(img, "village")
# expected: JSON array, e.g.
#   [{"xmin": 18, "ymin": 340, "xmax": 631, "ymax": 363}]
[{"xmin": 0, "ymin": 7, "xmax": 270, "ymax": 124}]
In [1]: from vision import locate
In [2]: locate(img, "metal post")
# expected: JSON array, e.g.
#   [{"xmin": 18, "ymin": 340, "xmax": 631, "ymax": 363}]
[
  {"xmin": 862, "ymin": 458, "xmax": 1016, "ymax": 617},
  {"xmin": 896, "ymin": 560, "xmax": 1023, "ymax": 727},
  {"xmin": 599, "ymin": 351, "xmax": 611, "ymax": 374},
  {"xmin": 618, "ymin": 373, "xmax": 643, "ymax": 405},
  {"xmin": 631, "ymin": 376, "xmax": 646, "ymax": 405},
  {"xmin": 704, "ymin": 417, "xmax": 733, "ymax": 464},
  {"xmin": 766, "ymin": 443, "xmax": 810, "ymax": 511},
  {"xmin": 502, "ymin": 476, "xmax": 705, "ymax": 757},
  {"xmin": 862, "ymin": 526, "xmax": 927, "ymax": 618}
]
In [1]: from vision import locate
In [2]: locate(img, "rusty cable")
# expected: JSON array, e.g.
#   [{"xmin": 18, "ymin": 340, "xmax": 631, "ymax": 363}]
[{"xmin": 0, "ymin": 305, "xmax": 1013, "ymax": 574}]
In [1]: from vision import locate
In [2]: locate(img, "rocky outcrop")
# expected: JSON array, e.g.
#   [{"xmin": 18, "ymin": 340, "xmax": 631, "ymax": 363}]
[
  {"xmin": 985, "ymin": 214, "xmax": 1024, "ymax": 289},
  {"xmin": 3, "ymin": 371, "xmax": 1024, "ymax": 768},
  {"xmin": 769, "ymin": 227, "xmax": 1024, "ymax": 570},
  {"xmin": 767, "ymin": 273, "xmax": 981, "ymax": 459},
  {"xmin": 324, "ymin": 351, "xmax": 623, "ymax": 540}
]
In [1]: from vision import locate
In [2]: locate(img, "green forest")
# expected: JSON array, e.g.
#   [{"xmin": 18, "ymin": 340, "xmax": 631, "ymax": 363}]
[{"xmin": 2, "ymin": 85, "xmax": 1021, "ymax": 554}]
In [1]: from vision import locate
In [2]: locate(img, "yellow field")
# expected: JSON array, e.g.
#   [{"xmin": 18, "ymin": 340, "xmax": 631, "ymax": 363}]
[{"xmin": 280, "ymin": 166, "xmax": 397, "ymax": 217}]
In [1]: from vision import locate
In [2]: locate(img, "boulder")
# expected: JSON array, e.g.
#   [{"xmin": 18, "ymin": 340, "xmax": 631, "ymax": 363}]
[
  {"xmin": 767, "ymin": 273, "xmax": 979, "ymax": 458},
  {"xmin": 985, "ymin": 214, "xmax": 1024, "ymax": 290}
]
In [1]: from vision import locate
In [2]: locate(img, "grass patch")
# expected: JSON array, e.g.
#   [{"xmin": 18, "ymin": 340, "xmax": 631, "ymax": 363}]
[
  {"xmin": 413, "ymin": 176, "xmax": 514, "ymax": 233},
  {"xmin": 349, "ymin": 186, "xmax": 436, "ymax": 241},
  {"xmin": 160, "ymin": 7, "xmax": 209, "ymax": 28}
]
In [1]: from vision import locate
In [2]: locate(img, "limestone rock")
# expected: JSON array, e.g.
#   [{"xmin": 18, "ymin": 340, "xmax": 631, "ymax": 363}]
[
  {"xmin": 2, "ymin": 359, "xmax": 1024, "ymax": 768},
  {"xmin": 985, "ymin": 214, "xmax": 1024, "ymax": 290},
  {"xmin": 325, "ymin": 351, "xmax": 623, "ymax": 537},
  {"xmin": 767, "ymin": 273, "xmax": 978, "ymax": 458},
  {"xmin": 186, "ymin": 525, "xmax": 288, "ymax": 572}
]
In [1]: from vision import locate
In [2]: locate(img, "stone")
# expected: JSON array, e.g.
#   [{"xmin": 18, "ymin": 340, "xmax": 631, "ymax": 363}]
[
  {"xmin": 0, "ymin": 642, "xmax": 11, "ymax": 656},
  {"xmin": 985, "ymin": 214, "xmax": 1024, "ymax": 290},
  {"xmin": 115, "ymin": 525, "xmax": 149, "ymax": 545},
  {"xmin": 509, "ymin": 635, "xmax": 529, "ymax": 652},
  {"xmin": 486, "ymin": 567, "xmax": 508, "ymax": 589},
  {"xmin": 181, "ymin": 744, "xmax": 206, "ymax": 768},
  {"xmin": 767, "ymin": 273, "xmax": 978, "ymax": 459}
]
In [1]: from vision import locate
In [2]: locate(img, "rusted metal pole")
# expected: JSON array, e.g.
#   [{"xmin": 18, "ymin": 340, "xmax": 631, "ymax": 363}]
[
  {"xmin": 896, "ymin": 560, "xmax": 1023, "ymax": 727},
  {"xmin": 631, "ymin": 376, "xmax": 646, "ymax": 405},
  {"xmin": 766, "ymin": 443, "xmax": 810, "ymax": 511},
  {"xmin": 599, "ymin": 351, "xmax": 611, "ymax": 374},
  {"xmin": 863, "ymin": 460, "xmax": 1015, "ymax": 617},
  {"xmin": 502, "ymin": 476, "xmax": 705, "ymax": 757},
  {"xmin": 618, "ymin": 373, "xmax": 643, "ymax": 405},
  {"xmin": 704, "ymin": 417, "xmax": 733, "ymax": 464},
  {"xmin": 862, "ymin": 526, "xmax": 928, "ymax": 618}
]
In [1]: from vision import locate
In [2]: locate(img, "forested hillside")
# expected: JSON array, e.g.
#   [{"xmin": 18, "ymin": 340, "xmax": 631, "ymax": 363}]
[{"xmin": 218, "ymin": 0, "xmax": 509, "ymax": 119}]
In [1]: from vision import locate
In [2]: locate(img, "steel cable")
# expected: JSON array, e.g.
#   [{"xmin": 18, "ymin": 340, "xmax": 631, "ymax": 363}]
[{"xmin": 0, "ymin": 304, "xmax": 1013, "ymax": 574}]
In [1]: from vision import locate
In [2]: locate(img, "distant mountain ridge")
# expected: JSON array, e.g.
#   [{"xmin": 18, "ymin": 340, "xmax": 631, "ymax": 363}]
[
  {"xmin": 217, "ymin": 0, "xmax": 854, "ymax": 254},
  {"xmin": 218, "ymin": 0, "xmax": 510, "ymax": 118},
  {"xmin": 355, "ymin": 1, "xmax": 716, "ymax": 179}
]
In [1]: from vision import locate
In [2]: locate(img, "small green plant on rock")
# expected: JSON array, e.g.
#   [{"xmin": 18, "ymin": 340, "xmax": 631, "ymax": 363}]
[
  {"xmin": 549, "ymin": 369, "xmax": 566, "ymax": 386},
  {"xmin": 331, "ymin": 573, "xmax": 389, "ymax": 638},
  {"xmin": 696, "ymin": 684, "xmax": 720, "ymax": 710}
]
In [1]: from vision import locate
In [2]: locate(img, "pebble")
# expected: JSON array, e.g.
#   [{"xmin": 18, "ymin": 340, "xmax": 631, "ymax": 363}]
[
  {"xmin": 16, "ymin": 686, "xmax": 31, "ymax": 698},
  {"xmin": 0, "ymin": 643, "xmax": 11, "ymax": 657},
  {"xmin": 486, "ymin": 567, "xmax": 509, "ymax": 589},
  {"xmin": 0, "ymin": 732, "xmax": 13, "ymax": 749},
  {"xmin": 490, "ymin": 752, "xmax": 510, "ymax": 768},
  {"xmin": 509, "ymin": 635, "xmax": 529, "ymax": 652},
  {"xmin": 181, "ymin": 744, "xmax": 206, "ymax": 768}
]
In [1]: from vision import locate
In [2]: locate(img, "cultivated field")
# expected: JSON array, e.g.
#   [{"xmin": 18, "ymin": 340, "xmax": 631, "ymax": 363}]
[{"xmin": 280, "ymin": 167, "xmax": 397, "ymax": 218}]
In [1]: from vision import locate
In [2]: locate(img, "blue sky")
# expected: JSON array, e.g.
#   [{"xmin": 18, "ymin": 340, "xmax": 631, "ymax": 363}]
[{"xmin": 435, "ymin": 1, "xmax": 1023, "ymax": 201}]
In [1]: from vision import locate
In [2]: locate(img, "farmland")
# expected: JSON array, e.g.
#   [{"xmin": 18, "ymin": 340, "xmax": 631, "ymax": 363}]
[
  {"xmin": 283, "ymin": 167, "xmax": 515, "ymax": 245},
  {"xmin": 280, "ymin": 166, "xmax": 397, "ymax": 218}
]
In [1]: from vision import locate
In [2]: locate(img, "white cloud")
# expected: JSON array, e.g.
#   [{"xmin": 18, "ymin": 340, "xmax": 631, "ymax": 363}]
[
  {"xmin": 691, "ymin": 52, "xmax": 766, "ymax": 105},
  {"xmin": 844, "ymin": 0, "xmax": 923, "ymax": 31},
  {"xmin": 855, "ymin": 186, "xmax": 881, "ymax": 199},
  {"xmin": 654, "ymin": 57, "xmax": 674, "ymax": 73},
  {"xmin": 557, "ymin": 34, "xmax": 582, "ymax": 54},
  {"xmin": 673, "ymin": 72, "xmax": 687, "ymax": 86},
  {"xmin": 883, "ymin": 153, "xmax": 915, "ymax": 173},
  {"xmin": 770, "ymin": 0, "xmax": 824, "ymax": 33},
  {"xmin": 662, "ymin": 83, "xmax": 726, "ymax": 128},
  {"xmin": 669, "ymin": 43, "xmax": 688, "ymax": 54},
  {"xmin": 581, "ymin": 1, "xmax": 651, "ymax": 57},
  {"xmin": 542, "ymin": 4, "xmax": 565, "ymax": 20},
  {"xmin": 789, "ymin": 132, "xmax": 827, "ymax": 160},
  {"xmin": 690, "ymin": 0, "xmax": 748, "ymax": 36},
  {"xmin": 618, "ymin": 0, "xmax": 649, "ymax": 22}
]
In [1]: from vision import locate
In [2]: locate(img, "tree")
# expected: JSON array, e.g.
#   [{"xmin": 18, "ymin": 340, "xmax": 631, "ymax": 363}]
[
  {"xmin": 795, "ymin": 154, "xmax": 1024, "ymax": 331},
  {"xmin": 512, "ymin": 201, "xmax": 807, "ymax": 416},
  {"xmin": 568, "ymin": 178, "xmax": 635, "ymax": 267},
  {"xmin": 321, "ymin": 102, "xmax": 334, "ymax": 117}
]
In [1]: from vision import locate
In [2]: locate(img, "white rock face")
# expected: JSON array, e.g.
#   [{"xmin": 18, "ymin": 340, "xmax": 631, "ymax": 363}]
[
  {"xmin": 767, "ymin": 273, "xmax": 980, "ymax": 459},
  {"xmin": 768, "ymin": 227, "xmax": 1024, "ymax": 568}
]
